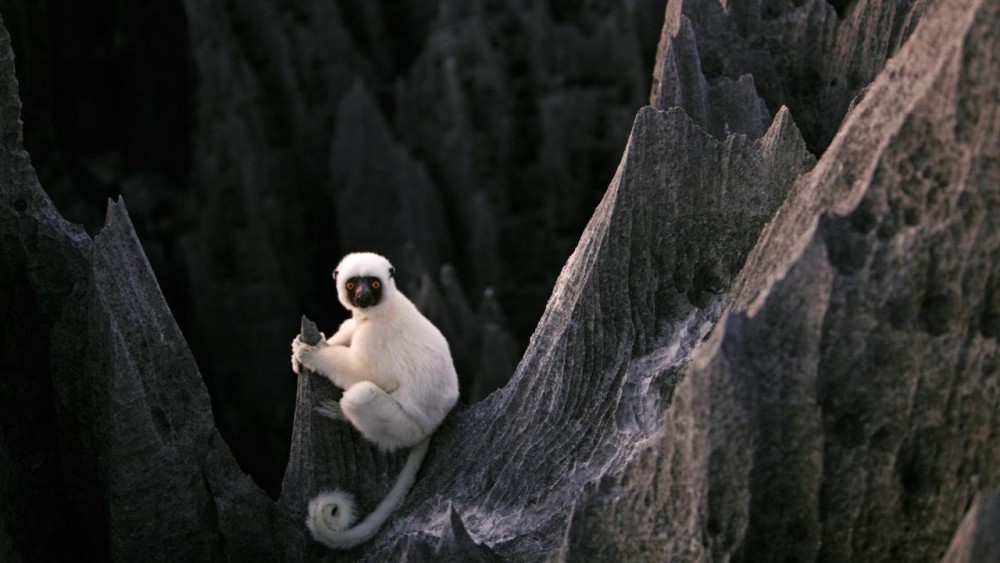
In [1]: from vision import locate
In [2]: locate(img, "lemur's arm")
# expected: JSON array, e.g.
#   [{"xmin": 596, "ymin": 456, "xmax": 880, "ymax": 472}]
[
  {"xmin": 326, "ymin": 318, "xmax": 357, "ymax": 347},
  {"xmin": 292, "ymin": 338, "xmax": 362, "ymax": 390}
]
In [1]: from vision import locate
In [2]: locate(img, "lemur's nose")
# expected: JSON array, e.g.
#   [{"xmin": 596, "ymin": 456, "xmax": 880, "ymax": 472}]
[{"xmin": 355, "ymin": 285, "xmax": 373, "ymax": 307}]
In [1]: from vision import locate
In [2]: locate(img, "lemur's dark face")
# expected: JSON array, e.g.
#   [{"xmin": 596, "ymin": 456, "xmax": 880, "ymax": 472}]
[
  {"xmin": 333, "ymin": 253, "xmax": 396, "ymax": 312},
  {"xmin": 344, "ymin": 276, "xmax": 384, "ymax": 309}
]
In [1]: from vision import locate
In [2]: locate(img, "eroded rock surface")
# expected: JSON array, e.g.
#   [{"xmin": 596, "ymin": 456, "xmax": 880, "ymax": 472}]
[
  {"xmin": 651, "ymin": 0, "xmax": 931, "ymax": 151},
  {"xmin": 359, "ymin": 100, "xmax": 814, "ymax": 560},
  {"xmin": 942, "ymin": 493, "xmax": 1000, "ymax": 563},
  {"xmin": 0, "ymin": 16, "xmax": 281, "ymax": 560},
  {"xmin": 568, "ymin": 0, "xmax": 1000, "ymax": 560},
  {"xmin": 2, "ymin": 0, "xmax": 998, "ymax": 560}
]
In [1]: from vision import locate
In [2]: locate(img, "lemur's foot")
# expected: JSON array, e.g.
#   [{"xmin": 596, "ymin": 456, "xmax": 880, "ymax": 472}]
[{"xmin": 314, "ymin": 399, "xmax": 348, "ymax": 421}]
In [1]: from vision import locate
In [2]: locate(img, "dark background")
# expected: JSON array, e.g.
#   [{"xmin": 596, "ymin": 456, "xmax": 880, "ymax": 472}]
[{"xmin": 0, "ymin": 0, "xmax": 666, "ymax": 497}]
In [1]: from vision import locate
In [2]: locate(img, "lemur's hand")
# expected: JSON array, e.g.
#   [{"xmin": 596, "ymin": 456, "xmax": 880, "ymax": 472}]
[{"xmin": 291, "ymin": 332, "xmax": 326, "ymax": 375}]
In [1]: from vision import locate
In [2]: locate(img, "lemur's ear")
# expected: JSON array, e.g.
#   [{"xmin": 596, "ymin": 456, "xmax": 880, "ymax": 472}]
[
  {"xmin": 389, "ymin": 267, "xmax": 395, "ymax": 279},
  {"xmin": 333, "ymin": 269, "xmax": 338, "ymax": 281}
]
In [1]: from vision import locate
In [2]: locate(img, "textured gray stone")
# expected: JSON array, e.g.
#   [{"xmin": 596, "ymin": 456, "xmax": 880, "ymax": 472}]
[
  {"xmin": 394, "ymin": 0, "xmax": 665, "ymax": 335},
  {"xmin": 0, "ymin": 17, "xmax": 92, "ymax": 561},
  {"xmin": 358, "ymin": 100, "xmax": 814, "ymax": 560},
  {"xmin": 569, "ymin": 0, "xmax": 1000, "ymax": 560},
  {"xmin": 0, "ymin": 16, "xmax": 281, "ymax": 561},
  {"xmin": 408, "ymin": 264, "xmax": 521, "ymax": 403},
  {"xmin": 651, "ymin": 0, "xmax": 932, "ymax": 151},
  {"xmin": 3, "ymin": 0, "xmax": 999, "ymax": 560},
  {"xmin": 942, "ymin": 492, "xmax": 1000, "ymax": 563},
  {"xmin": 331, "ymin": 80, "xmax": 451, "ymax": 273}
]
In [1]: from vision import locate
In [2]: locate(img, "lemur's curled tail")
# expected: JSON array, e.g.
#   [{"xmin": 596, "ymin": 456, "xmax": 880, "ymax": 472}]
[{"xmin": 306, "ymin": 438, "xmax": 430, "ymax": 549}]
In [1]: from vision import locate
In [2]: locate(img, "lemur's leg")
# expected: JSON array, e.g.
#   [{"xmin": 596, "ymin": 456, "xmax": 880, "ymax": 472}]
[
  {"xmin": 314, "ymin": 400, "xmax": 348, "ymax": 421},
  {"xmin": 340, "ymin": 382, "xmax": 426, "ymax": 451}
]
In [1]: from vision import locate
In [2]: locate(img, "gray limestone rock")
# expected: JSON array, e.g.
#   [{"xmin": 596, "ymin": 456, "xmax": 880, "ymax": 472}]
[
  {"xmin": 2, "ymin": 0, "xmax": 999, "ymax": 560},
  {"xmin": 394, "ymin": 0, "xmax": 665, "ymax": 337},
  {"xmin": 0, "ymin": 15, "xmax": 282, "ymax": 560},
  {"xmin": 942, "ymin": 492, "xmax": 1000, "ymax": 563},
  {"xmin": 570, "ymin": 0, "xmax": 1000, "ymax": 560},
  {"xmin": 651, "ymin": 0, "xmax": 933, "ymax": 151},
  {"xmin": 331, "ymin": 81, "xmax": 451, "ymax": 273},
  {"xmin": 360, "ymin": 100, "xmax": 815, "ymax": 560},
  {"xmin": 408, "ymin": 264, "xmax": 521, "ymax": 403}
]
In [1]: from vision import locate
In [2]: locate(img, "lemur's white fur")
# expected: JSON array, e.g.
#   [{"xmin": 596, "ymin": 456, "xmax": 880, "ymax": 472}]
[{"xmin": 291, "ymin": 252, "xmax": 459, "ymax": 549}]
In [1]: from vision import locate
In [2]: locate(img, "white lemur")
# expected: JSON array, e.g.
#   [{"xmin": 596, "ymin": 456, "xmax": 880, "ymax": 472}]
[{"xmin": 290, "ymin": 252, "xmax": 459, "ymax": 549}]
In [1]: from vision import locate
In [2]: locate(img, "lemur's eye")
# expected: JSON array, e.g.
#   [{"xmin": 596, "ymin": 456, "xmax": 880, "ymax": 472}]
[
  {"xmin": 346, "ymin": 282, "xmax": 355, "ymax": 291},
  {"xmin": 371, "ymin": 280, "xmax": 381, "ymax": 290}
]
